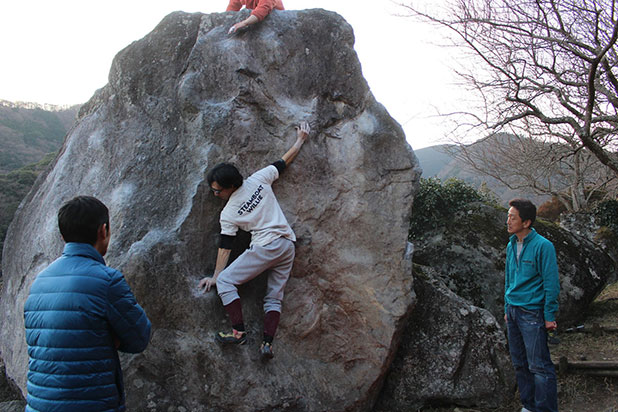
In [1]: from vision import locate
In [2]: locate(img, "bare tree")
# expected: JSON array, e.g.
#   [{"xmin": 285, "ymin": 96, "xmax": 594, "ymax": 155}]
[
  {"xmin": 402, "ymin": 0, "xmax": 618, "ymax": 177},
  {"xmin": 453, "ymin": 133, "xmax": 616, "ymax": 211}
]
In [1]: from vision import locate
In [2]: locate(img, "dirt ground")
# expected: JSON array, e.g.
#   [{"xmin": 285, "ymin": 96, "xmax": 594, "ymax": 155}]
[{"xmin": 422, "ymin": 281, "xmax": 618, "ymax": 412}]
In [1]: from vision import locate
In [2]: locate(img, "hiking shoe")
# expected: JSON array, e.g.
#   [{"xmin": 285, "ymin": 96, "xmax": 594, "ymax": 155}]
[
  {"xmin": 260, "ymin": 341, "xmax": 274, "ymax": 360},
  {"xmin": 216, "ymin": 329, "xmax": 247, "ymax": 345}
]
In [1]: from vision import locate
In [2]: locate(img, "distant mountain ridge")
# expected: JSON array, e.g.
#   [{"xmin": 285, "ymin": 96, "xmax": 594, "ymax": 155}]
[
  {"xmin": 0, "ymin": 99, "xmax": 78, "ymax": 112},
  {"xmin": 0, "ymin": 100, "xmax": 79, "ymax": 173},
  {"xmin": 415, "ymin": 141, "xmax": 550, "ymax": 206},
  {"xmin": 414, "ymin": 144, "xmax": 455, "ymax": 177}
]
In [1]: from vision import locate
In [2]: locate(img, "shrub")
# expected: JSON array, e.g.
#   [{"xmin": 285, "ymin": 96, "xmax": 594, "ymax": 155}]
[
  {"xmin": 594, "ymin": 226, "xmax": 617, "ymax": 245},
  {"xmin": 409, "ymin": 177, "xmax": 496, "ymax": 240},
  {"xmin": 538, "ymin": 197, "xmax": 567, "ymax": 222},
  {"xmin": 593, "ymin": 199, "xmax": 618, "ymax": 235}
]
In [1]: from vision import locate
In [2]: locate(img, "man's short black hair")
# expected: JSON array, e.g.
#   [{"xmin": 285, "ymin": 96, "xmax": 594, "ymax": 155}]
[
  {"xmin": 207, "ymin": 163, "xmax": 243, "ymax": 189},
  {"xmin": 509, "ymin": 198, "xmax": 536, "ymax": 226},
  {"xmin": 58, "ymin": 196, "xmax": 109, "ymax": 245}
]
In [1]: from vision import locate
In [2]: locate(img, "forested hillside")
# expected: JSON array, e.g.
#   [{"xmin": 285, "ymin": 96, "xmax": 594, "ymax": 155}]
[
  {"xmin": 0, "ymin": 100, "xmax": 77, "ymax": 269},
  {"xmin": 0, "ymin": 100, "xmax": 78, "ymax": 173},
  {"xmin": 0, "ymin": 154, "xmax": 56, "ymax": 270}
]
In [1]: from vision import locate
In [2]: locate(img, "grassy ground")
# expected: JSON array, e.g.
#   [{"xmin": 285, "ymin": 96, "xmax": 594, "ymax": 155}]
[{"xmin": 422, "ymin": 281, "xmax": 618, "ymax": 412}]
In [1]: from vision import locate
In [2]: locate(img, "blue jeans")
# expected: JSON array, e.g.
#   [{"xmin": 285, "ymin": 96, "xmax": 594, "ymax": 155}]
[{"xmin": 506, "ymin": 305, "xmax": 558, "ymax": 412}]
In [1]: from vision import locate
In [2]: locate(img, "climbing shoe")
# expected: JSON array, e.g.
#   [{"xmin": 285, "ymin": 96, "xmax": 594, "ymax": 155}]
[
  {"xmin": 260, "ymin": 341, "xmax": 274, "ymax": 361},
  {"xmin": 215, "ymin": 329, "xmax": 247, "ymax": 345}
]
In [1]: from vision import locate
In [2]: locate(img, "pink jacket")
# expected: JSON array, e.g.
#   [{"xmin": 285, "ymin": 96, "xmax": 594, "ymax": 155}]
[{"xmin": 226, "ymin": 0, "xmax": 284, "ymax": 21}]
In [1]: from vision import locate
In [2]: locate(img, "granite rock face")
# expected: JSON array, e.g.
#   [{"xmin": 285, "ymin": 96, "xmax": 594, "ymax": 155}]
[
  {"xmin": 375, "ymin": 266, "xmax": 515, "ymax": 410},
  {"xmin": 0, "ymin": 402, "xmax": 25, "ymax": 412},
  {"xmin": 0, "ymin": 359, "xmax": 24, "ymax": 412},
  {"xmin": 0, "ymin": 9, "xmax": 419, "ymax": 412},
  {"xmin": 560, "ymin": 212, "xmax": 618, "ymax": 283}
]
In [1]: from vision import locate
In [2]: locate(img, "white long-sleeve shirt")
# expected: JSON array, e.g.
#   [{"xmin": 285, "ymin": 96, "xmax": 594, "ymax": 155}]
[{"xmin": 219, "ymin": 165, "xmax": 295, "ymax": 247}]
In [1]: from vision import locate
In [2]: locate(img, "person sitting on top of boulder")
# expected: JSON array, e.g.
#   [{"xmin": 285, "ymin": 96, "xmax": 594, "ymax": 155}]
[
  {"xmin": 199, "ymin": 121, "xmax": 310, "ymax": 361},
  {"xmin": 226, "ymin": 0, "xmax": 284, "ymax": 34}
]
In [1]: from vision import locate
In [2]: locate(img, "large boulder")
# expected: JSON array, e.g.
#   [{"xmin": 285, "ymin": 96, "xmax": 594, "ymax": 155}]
[
  {"xmin": 560, "ymin": 211, "xmax": 618, "ymax": 283},
  {"xmin": 0, "ymin": 402, "xmax": 25, "ymax": 412},
  {"xmin": 375, "ymin": 265, "xmax": 515, "ymax": 410},
  {"xmin": 0, "ymin": 359, "xmax": 24, "ymax": 412},
  {"xmin": 412, "ymin": 202, "xmax": 615, "ymax": 327},
  {"xmin": 0, "ymin": 9, "xmax": 419, "ymax": 412}
]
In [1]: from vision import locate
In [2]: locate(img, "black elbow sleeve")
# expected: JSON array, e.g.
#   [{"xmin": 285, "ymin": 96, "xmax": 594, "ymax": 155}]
[
  {"xmin": 272, "ymin": 159, "xmax": 286, "ymax": 174},
  {"xmin": 220, "ymin": 234, "xmax": 236, "ymax": 250}
]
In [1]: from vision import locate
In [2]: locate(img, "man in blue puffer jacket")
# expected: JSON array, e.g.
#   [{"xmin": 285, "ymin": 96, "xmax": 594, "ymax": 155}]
[{"xmin": 24, "ymin": 196, "xmax": 151, "ymax": 412}]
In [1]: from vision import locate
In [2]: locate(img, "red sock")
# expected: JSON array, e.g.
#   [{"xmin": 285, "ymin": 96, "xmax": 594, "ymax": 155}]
[
  {"xmin": 224, "ymin": 299, "xmax": 244, "ymax": 331},
  {"xmin": 263, "ymin": 311, "xmax": 281, "ymax": 342}
]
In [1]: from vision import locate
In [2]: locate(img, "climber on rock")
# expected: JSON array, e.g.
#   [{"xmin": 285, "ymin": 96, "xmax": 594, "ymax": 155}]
[
  {"xmin": 199, "ymin": 121, "xmax": 310, "ymax": 361},
  {"xmin": 226, "ymin": 0, "xmax": 284, "ymax": 34}
]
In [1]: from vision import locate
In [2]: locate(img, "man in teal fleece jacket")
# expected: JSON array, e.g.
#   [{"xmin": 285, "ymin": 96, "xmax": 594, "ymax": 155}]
[{"xmin": 505, "ymin": 198, "xmax": 560, "ymax": 412}]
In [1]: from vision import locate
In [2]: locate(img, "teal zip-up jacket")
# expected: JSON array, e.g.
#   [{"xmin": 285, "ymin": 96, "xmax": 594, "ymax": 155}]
[{"xmin": 504, "ymin": 228, "xmax": 560, "ymax": 322}]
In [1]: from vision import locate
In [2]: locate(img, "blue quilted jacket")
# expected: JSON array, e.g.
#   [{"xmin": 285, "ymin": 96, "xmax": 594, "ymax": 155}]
[{"xmin": 24, "ymin": 243, "xmax": 151, "ymax": 412}]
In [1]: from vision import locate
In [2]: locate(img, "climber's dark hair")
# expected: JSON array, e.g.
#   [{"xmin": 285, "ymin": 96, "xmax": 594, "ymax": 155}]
[
  {"xmin": 508, "ymin": 198, "xmax": 536, "ymax": 227},
  {"xmin": 207, "ymin": 163, "xmax": 243, "ymax": 189},
  {"xmin": 58, "ymin": 196, "xmax": 109, "ymax": 245}
]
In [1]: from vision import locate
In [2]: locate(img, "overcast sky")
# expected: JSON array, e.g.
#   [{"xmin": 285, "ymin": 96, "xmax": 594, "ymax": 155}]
[{"xmin": 0, "ymin": 0, "xmax": 465, "ymax": 150}]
